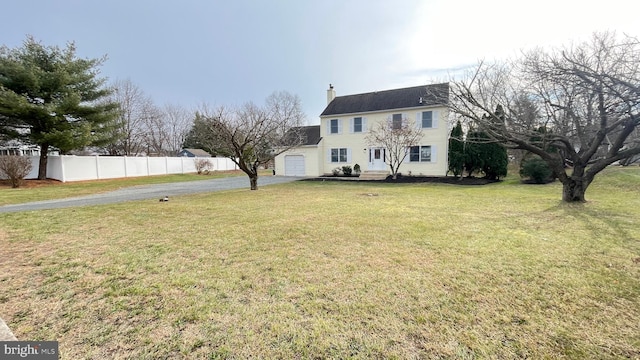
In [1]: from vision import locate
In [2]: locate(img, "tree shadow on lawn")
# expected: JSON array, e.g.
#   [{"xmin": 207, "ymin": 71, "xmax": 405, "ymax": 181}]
[{"xmin": 544, "ymin": 202, "xmax": 639, "ymax": 247}]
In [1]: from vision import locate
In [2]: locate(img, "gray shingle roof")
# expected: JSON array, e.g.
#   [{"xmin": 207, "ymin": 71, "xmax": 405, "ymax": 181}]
[
  {"xmin": 320, "ymin": 83, "xmax": 449, "ymax": 117},
  {"xmin": 182, "ymin": 148, "xmax": 212, "ymax": 157},
  {"xmin": 282, "ymin": 125, "xmax": 321, "ymax": 146},
  {"xmin": 300, "ymin": 125, "xmax": 321, "ymax": 145}
]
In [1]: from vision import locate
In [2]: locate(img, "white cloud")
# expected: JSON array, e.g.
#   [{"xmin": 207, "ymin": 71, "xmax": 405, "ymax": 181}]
[{"xmin": 394, "ymin": 0, "xmax": 640, "ymax": 86}]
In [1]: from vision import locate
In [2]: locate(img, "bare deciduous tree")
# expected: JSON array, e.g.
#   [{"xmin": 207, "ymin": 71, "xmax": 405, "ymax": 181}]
[
  {"xmin": 445, "ymin": 32, "xmax": 640, "ymax": 202},
  {"xmin": 199, "ymin": 91, "xmax": 306, "ymax": 190},
  {"xmin": 161, "ymin": 104, "xmax": 192, "ymax": 156},
  {"xmin": 105, "ymin": 81, "xmax": 192, "ymax": 157},
  {"xmin": 106, "ymin": 79, "xmax": 156, "ymax": 156},
  {"xmin": 140, "ymin": 103, "xmax": 167, "ymax": 156},
  {"xmin": 365, "ymin": 115, "xmax": 423, "ymax": 179}
]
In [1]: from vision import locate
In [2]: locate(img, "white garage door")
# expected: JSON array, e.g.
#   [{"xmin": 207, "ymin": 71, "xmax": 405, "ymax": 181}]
[{"xmin": 284, "ymin": 155, "xmax": 305, "ymax": 176}]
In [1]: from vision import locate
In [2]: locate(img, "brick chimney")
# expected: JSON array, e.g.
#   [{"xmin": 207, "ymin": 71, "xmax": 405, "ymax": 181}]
[{"xmin": 327, "ymin": 84, "xmax": 336, "ymax": 105}]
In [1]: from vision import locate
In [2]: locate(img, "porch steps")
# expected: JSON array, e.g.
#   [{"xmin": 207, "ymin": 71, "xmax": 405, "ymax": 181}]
[{"xmin": 358, "ymin": 170, "xmax": 390, "ymax": 181}]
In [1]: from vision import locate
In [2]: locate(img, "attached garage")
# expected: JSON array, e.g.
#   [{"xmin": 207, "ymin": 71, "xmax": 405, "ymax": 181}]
[
  {"xmin": 274, "ymin": 125, "xmax": 322, "ymax": 177},
  {"xmin": 284, "ymin": 155, "xmax": 305, "ymax": 176}
]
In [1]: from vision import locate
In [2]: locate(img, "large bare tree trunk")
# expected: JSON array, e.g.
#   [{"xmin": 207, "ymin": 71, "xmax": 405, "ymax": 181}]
[
  {"xmin": 37, "ymin": 143, "xmax": 49, "ymax": 180},
  {"xmin": 558, "ymin": 164, "xmax": 593, "ymax": 202},
  {"xmin": 562, "ymin": 179, "xmax": 587, "ymax": 202},
  {"xmin": 249, "ymin": 174, "xmax": 258, "ymax": 190}
]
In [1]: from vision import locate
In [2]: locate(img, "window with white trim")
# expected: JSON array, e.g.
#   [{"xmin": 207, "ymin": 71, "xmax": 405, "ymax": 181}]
[
  {"xmin": 331, "ymin": 148, "xmax": 348, "ymax": 163},
  {"xmin": 421, "ymin": 111, "xmax": 433, "ymax": 128},
  {"xmin": 353, "ymin": 117, "xmax": 362, "ymax": 132},
  {"xmin": 349, "ymin": 117, "xmax": 367, "ymax": 133},
  {"xmin": 392, "ymin": 113, "xmax": 402, "ymax": 129},
  {"xmin": 409, "ymin": 145, "xmax": 432, "ymax": 162},
  {"xmin": 330, "ymin": 119, "xmax": 340, "ymax": 134},
  {"xmin": 417, "ymin": 110, "xmax": 438, "ymax": 129}
]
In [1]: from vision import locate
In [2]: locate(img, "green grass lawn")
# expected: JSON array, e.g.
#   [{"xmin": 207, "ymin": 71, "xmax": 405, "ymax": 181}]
[{"xmin": 1, "ymin": 167, "xmax": 639, "ymax": 359}]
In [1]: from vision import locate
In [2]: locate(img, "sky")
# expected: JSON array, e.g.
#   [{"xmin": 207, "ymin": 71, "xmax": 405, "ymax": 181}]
[{"xmin": 2, "ymin": 0, "xmax": 640, "ymax": 125}]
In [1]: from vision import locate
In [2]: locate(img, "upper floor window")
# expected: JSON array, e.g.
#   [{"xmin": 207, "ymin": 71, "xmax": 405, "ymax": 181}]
[
  {"xmin": 353, "ymin": 117, "xmax": 362, "ymax": 132},
  {"xmin": 330, "ymin": 119, "xmax": 340, "ymax": 134},
  {"xmin": 392, "ymin": 114, "xmax": 403, "ymax": 130},
  {"xmin": 421, "ymin": 111, "xmax": 433, "ymax": 128},
  {"xmin": 349, "ymin": 117, "xmax": 366, "ymax": 133},
  {"xmin": 417, "ymin": 110, "xmax": 438, "ymax": 129}
]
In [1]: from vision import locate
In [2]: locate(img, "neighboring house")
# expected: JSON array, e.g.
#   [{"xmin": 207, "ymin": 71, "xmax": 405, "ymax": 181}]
[
  {"xmin": 275, "ymin": 83, "xmax": 450, "ymax": 177},
  {"xmin": 0, "ymin": 140, "xmax": 58, "ymax": 156},
  {"xmin": 177, "ymin": 148, "xmax": 212, "ymax": 157},
  {"xmin": 274, "ymin": 125, "xmax": 322, "ymax": 176},
  {"xmin": 0, "ymin": 144, "xmax": 40, "ymax": 156}
]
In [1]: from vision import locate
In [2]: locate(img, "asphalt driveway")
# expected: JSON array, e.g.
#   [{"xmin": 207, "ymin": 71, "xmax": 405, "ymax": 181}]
[{"xmin": 0, "ymin": 176, "xmax": 303, "ymax": 213}]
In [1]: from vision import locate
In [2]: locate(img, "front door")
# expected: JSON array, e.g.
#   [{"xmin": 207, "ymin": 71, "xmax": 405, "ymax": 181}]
[{"xmin": 368, "ymin": 147, "xmax": 386, "ymax": 171}]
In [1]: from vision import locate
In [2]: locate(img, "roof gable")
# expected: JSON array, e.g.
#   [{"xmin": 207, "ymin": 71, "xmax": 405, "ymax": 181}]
[{"xmin": 320, "ymin": 83, "xmax": 449, "ymax": 117}]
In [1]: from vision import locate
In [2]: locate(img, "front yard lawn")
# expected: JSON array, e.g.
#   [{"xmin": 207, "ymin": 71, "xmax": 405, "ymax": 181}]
[{"xmin": 1, "ymin": 167, "xmax": 639, "ymax": 358}]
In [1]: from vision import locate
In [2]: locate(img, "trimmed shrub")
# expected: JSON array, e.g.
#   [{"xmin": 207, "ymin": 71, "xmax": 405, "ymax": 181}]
[
  {"xmin": 520, "ymin": 156, "xmax": 553, "ymax": 183},
  {"xmin": 194, "ymin": 158, "xmax": 213, "ymax": 174},
  {"xmin": 0, "ymin": 155, "xmax": 33, "ymax": 188},
  {"xmin": 342, "ymin": 165, "xmax": 352, "ymax": 176}
]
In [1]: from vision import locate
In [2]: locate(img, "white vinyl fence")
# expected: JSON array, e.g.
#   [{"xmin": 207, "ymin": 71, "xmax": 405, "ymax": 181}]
[{"xmin": 23, "ymin": 155, "xmax": 238, "ymax": 182}]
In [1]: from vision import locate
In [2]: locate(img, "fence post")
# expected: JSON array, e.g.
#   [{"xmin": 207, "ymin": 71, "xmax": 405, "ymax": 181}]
[
  {"xmin": 95, "ymin": 155, "xmax": 100, "ymax": 179},
  {"xmin": 60, "ymin": 156, "xmax": 67, "ymax": 183}
]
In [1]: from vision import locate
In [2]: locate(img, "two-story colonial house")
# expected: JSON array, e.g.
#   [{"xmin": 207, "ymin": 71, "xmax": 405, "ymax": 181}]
[{"xmin": 275, "ymin": 83, "xmax": 450, "ymax": 178}]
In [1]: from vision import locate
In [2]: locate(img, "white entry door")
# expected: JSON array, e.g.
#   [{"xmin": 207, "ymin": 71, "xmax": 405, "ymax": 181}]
[{"xmin": 368, "ymin": 147, "xmax": 386, "ymax": 170}]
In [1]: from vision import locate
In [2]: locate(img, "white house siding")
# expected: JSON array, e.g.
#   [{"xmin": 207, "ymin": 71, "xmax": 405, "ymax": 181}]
[
  {"xmin": 320, "ymin": 106, "xmax": 449, "ymax": 176},
  {"xmin": 274, "ymin": 146, "xmax": 320, "ymax": 177}
]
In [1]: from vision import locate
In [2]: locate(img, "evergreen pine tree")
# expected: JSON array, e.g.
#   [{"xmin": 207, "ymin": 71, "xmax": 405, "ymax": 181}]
[
  {"xmin": 465, "ymin": 128, "xmax": 508, "ymax": 180},
  {"xmin": 0, "ymin": 36, "xmax": 118, "ymax": 179},
  {"xmin": 482, "ymin": 141, "xmax": 508, "ymax": 180},
  {"xmin": 481, "ymin": 106, "xmax": 508, "ymax": 180},
  {"xmin": 464, "ymin": 129, "xmax": 487, "ymax": 177},
  {"xmin": 448, "ymin": 120, "xmax": 465, "ymax": 177}
]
